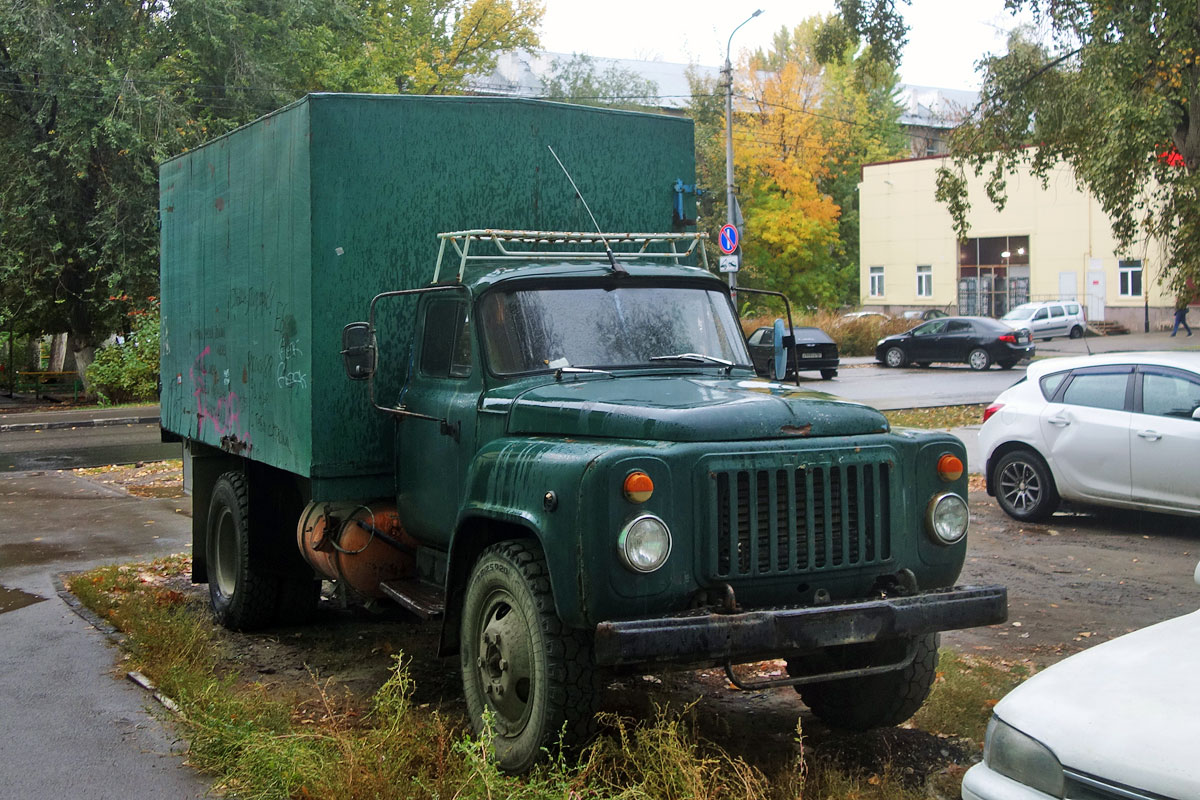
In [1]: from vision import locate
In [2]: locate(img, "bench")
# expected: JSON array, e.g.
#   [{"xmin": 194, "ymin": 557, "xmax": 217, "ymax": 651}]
[{"xmin": 16, "ymin": 371, "xmax": 83, "ymax": 401}]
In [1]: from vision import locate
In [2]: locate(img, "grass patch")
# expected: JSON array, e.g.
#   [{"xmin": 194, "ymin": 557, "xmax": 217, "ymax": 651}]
[
  {"xmin": 884, "ymin": 405, "xmax": 987, "ymax": 430},
  {"xmin": 912, "ymin": 650, "xmax": 1034, "ymax": 746},
  {"xmin": 67, "ymin": 556, "xmax": 1030, "ymax": 799}
]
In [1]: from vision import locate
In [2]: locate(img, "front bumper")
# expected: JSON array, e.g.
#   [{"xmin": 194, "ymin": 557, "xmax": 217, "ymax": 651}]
[{"xmin": 593, "ymin": 584, "xmax": 1007, "ymax": 668}]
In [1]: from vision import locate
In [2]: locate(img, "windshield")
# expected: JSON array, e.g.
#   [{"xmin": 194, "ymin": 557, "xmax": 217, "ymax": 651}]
[
  {"xmin": 480, "ymin": 284, "xmax": 751, "ymax": 374},
  {"xmin": 1003, "ymin": 306, "xmax": 1035, "ymax": 320}
]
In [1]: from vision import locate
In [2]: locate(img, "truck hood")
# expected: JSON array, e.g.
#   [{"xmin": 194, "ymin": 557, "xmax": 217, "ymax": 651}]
[{"xmin": 502, "ymin": 375, "xmax": 888, "ymax": 442}]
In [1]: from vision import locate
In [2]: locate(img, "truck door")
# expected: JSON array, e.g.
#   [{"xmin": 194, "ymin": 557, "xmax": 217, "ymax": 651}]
[{"xmin": 395, "ymin": 295, "xmax": 479, "ymax": 545}]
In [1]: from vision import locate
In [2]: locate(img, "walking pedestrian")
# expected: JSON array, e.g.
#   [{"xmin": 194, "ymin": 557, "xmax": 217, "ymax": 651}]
[{"xmin": 1171, "ymin": 297, "xmax": 1193, "ymax": 336}]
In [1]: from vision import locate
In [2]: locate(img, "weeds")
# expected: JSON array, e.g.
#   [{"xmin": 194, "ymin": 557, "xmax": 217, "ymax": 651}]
[
  {"xmin": 68, "ymin": 556, "xmax": 1030, "ymax": 799},
  {"xmin": 884, "ymin": 405, "xmax": 987, "ymax": 430},
  {"xmin": 911, "ymin": 650, "xmax": 1033, "ymax": 746}
]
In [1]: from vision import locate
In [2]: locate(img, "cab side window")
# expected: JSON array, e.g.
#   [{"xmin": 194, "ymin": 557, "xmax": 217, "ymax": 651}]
[{"xmin": 420, "ymin": 298, "xmax": 472, "ymax": 378}]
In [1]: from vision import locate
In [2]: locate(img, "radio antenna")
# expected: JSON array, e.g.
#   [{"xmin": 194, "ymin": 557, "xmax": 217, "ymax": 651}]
[{"xmin": 547, "ymin": 145, "xmax": 626, "ymax": 275}]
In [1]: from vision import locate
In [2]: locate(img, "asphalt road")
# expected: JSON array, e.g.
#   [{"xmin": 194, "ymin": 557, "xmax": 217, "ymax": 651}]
[
  {"xmin": 0, "ymin": 423, "xmax": 179, "ymax": 471},
  {"xmin": 792, "ymin": 361, "xmax": 1026, "ymax": 410},
  {"xmin": 0, "ymin": 469, "xmax": 210, "ymax": 799}
]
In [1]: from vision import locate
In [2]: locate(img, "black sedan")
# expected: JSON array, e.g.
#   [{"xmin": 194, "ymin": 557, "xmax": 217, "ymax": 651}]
[
  {"xmin": 747, "ymin": 326, "xmax": 839, "ymax": 380},
  {"xmin": 875, "ymin": 316, "xmax": 1034, "ymax": 370}
]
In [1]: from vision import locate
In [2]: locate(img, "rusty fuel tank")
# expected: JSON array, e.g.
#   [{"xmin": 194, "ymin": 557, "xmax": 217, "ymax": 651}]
[{"xmin": 297, "ymin": 502, "xmax": 416, "ymax": 598}]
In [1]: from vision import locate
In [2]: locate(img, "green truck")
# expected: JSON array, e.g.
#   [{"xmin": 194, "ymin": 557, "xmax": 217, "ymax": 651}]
[{"xmin": 160, "ymin": 93, "xmax": 1006, "ymax": 772}]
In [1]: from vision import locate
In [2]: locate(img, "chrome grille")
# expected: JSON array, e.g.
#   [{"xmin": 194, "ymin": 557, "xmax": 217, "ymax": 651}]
[{"xmin": 710, "ymin": 461, "xmax": 892, "ymax": 578}]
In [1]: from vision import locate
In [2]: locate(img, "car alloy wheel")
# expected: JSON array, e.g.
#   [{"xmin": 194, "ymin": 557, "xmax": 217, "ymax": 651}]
[{"xmin": 994, "ymin": 450, "xmax": 1059, "ymax": 522}]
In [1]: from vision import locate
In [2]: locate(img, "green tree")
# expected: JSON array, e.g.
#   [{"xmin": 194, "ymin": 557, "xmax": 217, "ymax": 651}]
[
  {"xmin": 0, "ymin": 0, "xmax": 542, "ymax": 388},
  {"xmin": 838, "ymin": 0, "xmax": 1200, "ymax": 293},
  {"xmin": 541, "ymin": 53, "xmax": 660, "ymax": 109}
]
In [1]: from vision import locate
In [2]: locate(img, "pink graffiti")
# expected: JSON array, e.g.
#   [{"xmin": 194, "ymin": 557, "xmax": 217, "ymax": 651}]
[{"xmin": 190, "ymin": 347, "xmax": 252, "ymax": 449}]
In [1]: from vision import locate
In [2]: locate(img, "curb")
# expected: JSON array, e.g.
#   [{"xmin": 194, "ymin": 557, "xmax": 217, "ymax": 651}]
[
  {"xmin": 55, "ymin": 573, "xmax": 184, "ymax": 717},
  {"xmin": 0, "ymin": 415, "xmax": 160, "ymax": 433}
]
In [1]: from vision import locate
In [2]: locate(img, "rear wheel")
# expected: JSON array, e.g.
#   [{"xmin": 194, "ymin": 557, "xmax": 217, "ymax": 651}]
[
  {"xmin": 998, "ymin": 360, "xmax": 1016, "ymax": 370},
  {"xmin": 968, "ymin": 348, "xmax": 991, "ymax": 370},
  {"xmin": 1069, "ymin": 325, "xmax": 1083, "ymax": 339},
  {"xmin": 792, "ymin": 634, "xmax": 940, "ymax": 730},
  {"xmin": 820, "ymin": 369, "xmax": 837, "ymax": 380},
  {"xmin": 914, "ymin": 361, "xmax": 931, "ymax": 368},
  {"xmin": 461, "ymin": 541, "xmax": 600, "ymax": 773},
  {"xmin": 207, "ymin": 472, "xmax": 281, "ymax": 630},
  {"xmin": 884, "ymin": 347, "xmax": 907, "ymax": 368},
  {"xmin": 993, "ymin": 449, "xmax": 1059, "ymax": 522}
]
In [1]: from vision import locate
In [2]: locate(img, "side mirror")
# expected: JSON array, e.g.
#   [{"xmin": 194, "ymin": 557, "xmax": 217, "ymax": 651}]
[
  {"xmin": 341, "ymin": 322, "xmax": 376, "ymax": 381},
  {"xmin": 772, "ymin": 319, "xmax": 788, "ymax": 381}
]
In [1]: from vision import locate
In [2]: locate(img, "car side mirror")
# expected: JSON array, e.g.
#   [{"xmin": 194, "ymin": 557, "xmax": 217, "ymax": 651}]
[
  {"xmin": 341, "ymin": 322, "xmax": 376, "ymax": 381},
  {"xmin": 772, "ymin": 319, "xmax": 788, "ymax": 380}
]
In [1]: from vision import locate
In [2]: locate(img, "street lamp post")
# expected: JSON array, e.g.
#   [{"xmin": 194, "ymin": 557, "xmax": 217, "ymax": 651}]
[{"xmin": 724, "ymin": 9, "xmax": 763, "ymax": 293}]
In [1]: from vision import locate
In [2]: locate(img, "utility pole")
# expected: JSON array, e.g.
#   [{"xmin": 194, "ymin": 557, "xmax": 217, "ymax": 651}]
[{"xmin": 724, "ymin": 9, "xmax": 763, "ymax": 295}]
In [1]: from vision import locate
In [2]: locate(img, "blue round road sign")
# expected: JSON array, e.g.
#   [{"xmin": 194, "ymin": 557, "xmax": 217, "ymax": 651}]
[{"xmin": 718, "ymin": 224, "xmax": 739, "ymax": 254}]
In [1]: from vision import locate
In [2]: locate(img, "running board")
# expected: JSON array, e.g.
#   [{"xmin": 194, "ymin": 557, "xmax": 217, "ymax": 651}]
[{"xmin": 379, "ymin": 579, "xmax": 445, "ymax": 620}]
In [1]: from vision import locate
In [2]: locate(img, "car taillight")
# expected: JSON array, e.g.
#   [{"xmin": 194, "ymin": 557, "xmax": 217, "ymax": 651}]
[
  {"xmin": 982, "ymin": 403, "xmax": 1004, "ymax": 423},
  {"xmin": 998, "ymin": 333, "xmax": 1017, "ymax": 343}
]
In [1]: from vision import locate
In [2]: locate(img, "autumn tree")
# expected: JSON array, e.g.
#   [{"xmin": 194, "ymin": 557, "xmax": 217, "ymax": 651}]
[
  {"xmin": 836, "ymin": 0, "xmax": 1200, "ymax": 294},
  {"xmin": 720, "ymin": 19, "xmax": 906, "ymax": 308}
]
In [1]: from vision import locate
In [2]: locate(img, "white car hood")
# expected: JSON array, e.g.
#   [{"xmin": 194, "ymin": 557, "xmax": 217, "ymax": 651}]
[{"xmin": 995, "ymin": 609, "xmax": 1200, "ymax": 799}]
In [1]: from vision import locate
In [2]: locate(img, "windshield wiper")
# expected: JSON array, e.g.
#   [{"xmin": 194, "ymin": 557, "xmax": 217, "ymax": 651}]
[
  {"xmin": 554, "ymin": 365, "xmax": 614, "ymax": 381},
  {"xmin": 649, "ymin": 353, "xmax": 735, "ymax": 372}
]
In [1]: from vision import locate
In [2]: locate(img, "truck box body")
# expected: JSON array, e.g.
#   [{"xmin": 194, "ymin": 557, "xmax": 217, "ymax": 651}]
[{"xmin": 159, "ymin": 94, "xmax": 695, "ymax": 499}]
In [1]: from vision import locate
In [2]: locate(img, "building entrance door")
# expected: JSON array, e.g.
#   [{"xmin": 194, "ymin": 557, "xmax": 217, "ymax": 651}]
[{"xmin": 1087, "ymin": 270, "xmax": 1106, "ymax": 321}]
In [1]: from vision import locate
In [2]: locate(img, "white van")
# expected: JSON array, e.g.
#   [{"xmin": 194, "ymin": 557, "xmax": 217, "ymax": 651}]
[{"xmin": 1001, "ymin": 300, "xmax": 1087, "ymax": 340}]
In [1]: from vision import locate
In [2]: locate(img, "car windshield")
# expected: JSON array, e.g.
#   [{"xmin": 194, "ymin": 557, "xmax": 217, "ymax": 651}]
[
  {"xmin": 1003, "ymin": 307, "xmax": 1036, "ymax": 320},
  {"xmin": 480, "ymin": 284, "xmax": 751, "ymax": 374}
]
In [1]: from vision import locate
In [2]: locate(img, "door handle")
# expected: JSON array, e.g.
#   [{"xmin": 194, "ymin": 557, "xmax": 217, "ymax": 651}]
[
  {"xmin": 1137, "ymin": 430, "xmax": 1162, "ymax": 441},
  {"xmin": 1048, "ymin": 415, "xmax": 1070, "ymax": 427}
]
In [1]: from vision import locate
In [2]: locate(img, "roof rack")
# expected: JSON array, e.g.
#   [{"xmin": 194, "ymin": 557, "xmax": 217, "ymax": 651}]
[{"xmin": 432, "ymin": 230, "xmax": 709, "ymax": 283}]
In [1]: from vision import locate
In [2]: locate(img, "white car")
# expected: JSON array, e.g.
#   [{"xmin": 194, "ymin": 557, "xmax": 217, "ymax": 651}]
[
  {"xmin": 1001, "ymin": 301, "xmax": 1087, "ymax": 341},
  {"xmin": 978, "ymin": 352, "xmax": 1200, "ymax": 521},
  {"xmin": 961, "ymin": 561, "xmax": 1200, "ymax": 800}
]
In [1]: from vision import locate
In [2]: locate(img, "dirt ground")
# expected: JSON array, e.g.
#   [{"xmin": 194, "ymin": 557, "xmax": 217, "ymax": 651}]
[{"xmin": 82, "ymin": 463, "xmax": 1200, "ymax": 786}]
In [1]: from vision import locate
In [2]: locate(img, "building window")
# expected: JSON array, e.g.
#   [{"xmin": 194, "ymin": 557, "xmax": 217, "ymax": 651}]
[
  {"xmin": 869, "ymin": 266, "xmax": 884, "ymax": 297},
  {"xmin": 916, "ymin": 265, "xmax": 932, "ymax": 297},
  {"xmin": 1119, "ymin": 260, "xmax": 1142, "ymax": 297}
]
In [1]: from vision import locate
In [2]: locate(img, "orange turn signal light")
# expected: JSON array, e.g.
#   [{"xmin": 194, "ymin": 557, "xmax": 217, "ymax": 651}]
[
  {"xmin": 937, "ymin": 454, "xmax": 964, "ymax": 482},
  {"xmin": 623, "ymin": 471, "xmax": 654, "ymax": 503}
]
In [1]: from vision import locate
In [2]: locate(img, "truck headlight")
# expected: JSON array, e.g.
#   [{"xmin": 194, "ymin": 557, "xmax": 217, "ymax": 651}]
[
  {"xmin": 984, "ymin": 716, "xmax": 1064, "ymax": 797},
  {"xmin": 618, "ymin": 515, "xmax": 672, "ymax": 573},
  {"xmin": 925, "ymin": 492, "xmax": 968, "ymax": 545}
]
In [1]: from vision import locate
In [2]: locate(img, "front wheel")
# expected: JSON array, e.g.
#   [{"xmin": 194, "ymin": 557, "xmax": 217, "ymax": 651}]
[
  {"xmin": 993, "ymin": 449, "xmax": 1059, "ymax": 522},
  {"xmin": 461, "ymin": 541, "xmax": 600, "ymax": 773},
  {"xmin": 968, "ymin": 348, "xmax": 991, "ymax": 370},
  {"xmin": 793, "ymin": 634, "xmax": 940, "ymax": 730},
  {"xmin": 884, "ymin": 347, "xmax": 907, "ymax": 368},
  {"xmin": 820, "ymin": 369, "xmax": 837, "ymax": 380}
]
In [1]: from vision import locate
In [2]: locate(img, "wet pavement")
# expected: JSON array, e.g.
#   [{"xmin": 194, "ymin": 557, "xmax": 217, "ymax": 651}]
[{"xmin": 0, "ymin": 469, "xmax": 211, "ymax": 798}]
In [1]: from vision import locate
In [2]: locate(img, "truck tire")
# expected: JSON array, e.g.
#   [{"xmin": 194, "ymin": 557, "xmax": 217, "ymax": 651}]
[
  {"xmin": 460, "ymin": 540, "xmax": 599, "ymax": 773},
  {"xmin": 207, "ymin": 472, "xmax": 282, "ymax": 631},
  {"xmin": 792, "ymin": 633, "xmax": 939, "ymax": 730}
]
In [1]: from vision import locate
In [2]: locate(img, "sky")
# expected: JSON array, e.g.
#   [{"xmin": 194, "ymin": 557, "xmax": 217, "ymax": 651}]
[{"xmin": 536, "ymin": 0, "xmax": 1031, "ymax": 91}]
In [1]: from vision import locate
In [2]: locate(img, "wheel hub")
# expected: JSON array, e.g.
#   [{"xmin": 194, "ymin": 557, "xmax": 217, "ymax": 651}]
[{"xmin": 475, "ymin": 599, "xmax": 534, "ymax": 733}]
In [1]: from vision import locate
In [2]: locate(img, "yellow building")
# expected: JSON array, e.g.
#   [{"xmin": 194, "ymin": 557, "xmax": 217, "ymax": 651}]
[{"xmin": 858, "ymin": 155, "xmax": 1174, "ymax": 330}]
